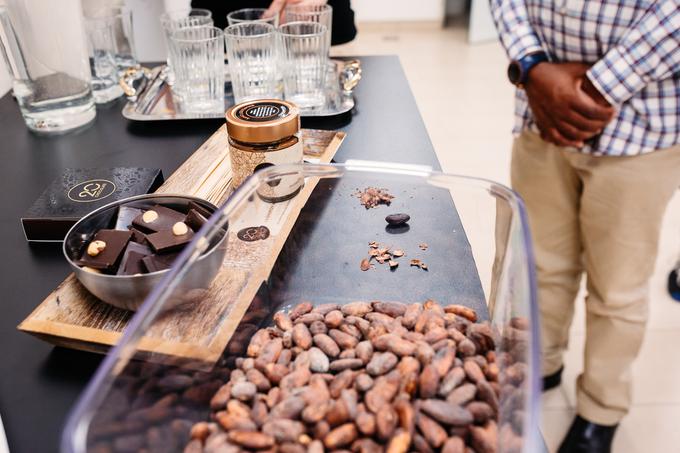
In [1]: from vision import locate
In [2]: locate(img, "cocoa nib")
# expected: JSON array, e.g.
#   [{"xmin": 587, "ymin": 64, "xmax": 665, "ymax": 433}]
[{"xmin": 354, "ymin": 187, "xmax": 395, "ymax": 209}]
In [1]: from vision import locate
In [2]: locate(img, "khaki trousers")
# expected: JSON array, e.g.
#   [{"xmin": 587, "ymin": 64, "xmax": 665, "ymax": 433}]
[{"xmin": 511, "ymin": 131, "xmax": 680, "ymax": 424}]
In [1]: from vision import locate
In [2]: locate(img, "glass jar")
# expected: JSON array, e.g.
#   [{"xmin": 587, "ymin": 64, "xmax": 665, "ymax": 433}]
[{"xmin": 226, "ymin": 99, "xmax": 303, "ymax": 202}]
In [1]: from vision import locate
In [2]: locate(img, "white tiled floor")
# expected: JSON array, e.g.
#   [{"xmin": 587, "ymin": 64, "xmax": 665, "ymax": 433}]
[{"xmin": 336, "ymin": 22, "xmax": 680, "ymax": 453}]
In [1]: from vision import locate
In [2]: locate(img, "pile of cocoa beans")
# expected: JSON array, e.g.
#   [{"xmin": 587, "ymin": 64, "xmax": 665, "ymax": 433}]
[{"xmin": 184, "ymin": 300, "xmax": 529, "ymax": 453}]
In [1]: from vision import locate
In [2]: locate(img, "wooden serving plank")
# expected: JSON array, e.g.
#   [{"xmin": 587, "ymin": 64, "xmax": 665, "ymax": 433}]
[{"xmin": 19, "ymin": 127, "xmax": 345, "ymax": 364}]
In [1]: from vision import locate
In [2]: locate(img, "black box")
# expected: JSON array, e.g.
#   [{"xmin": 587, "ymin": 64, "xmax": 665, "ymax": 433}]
[{"xmin": 21, "ymin": 168, "xmax": 164, "ymax": 242}]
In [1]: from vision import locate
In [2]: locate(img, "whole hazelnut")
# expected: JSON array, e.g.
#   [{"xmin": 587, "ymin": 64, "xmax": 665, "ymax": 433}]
[
  {"xmin": 142, "ymin": 210, "xmax": 159, "ymax": 223},
  {"xmin": 86, "ymin": 240, "xmax": 106, "ymax": 257},
  {"xmin": 172, "ymin": 221, "xmax": 189, "ymax": 236}
]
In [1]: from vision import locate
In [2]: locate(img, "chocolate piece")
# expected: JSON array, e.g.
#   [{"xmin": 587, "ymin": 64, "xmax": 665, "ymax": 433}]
[
  {"xmin": 185, "ymin": 209, "xmax": 208, "ymax": 232},
  {"xmin": 132, "ymin": 205, "xmax": 186, "ymax": 233},
  {"xmin": 115, "ymin": 206, "xmax": 143, "ymax": 230},
  {"xmin": 146, "ymin": 229, "xmax": 194, "ymax": 253},
  {"xmin": 129, "ymin": 227, "xmax": 148, "ymax": 244},
  {"xmin": 237, "ymin": 226, "xmax": 270, "ymax": 242},
  {"xmin": 117, "ymin": 242, "xmax": 153, "ymax": 276},
  {"xmin": 142, "ymin": 252, "xmax": 180, "ymax": 273},
  {"xmin": 77, "ymin": 229, "xmax": 132, "ymax": 271},
  {"xmin": 187, "ymin": 201, "xmax": 213, "ymax": 220}
]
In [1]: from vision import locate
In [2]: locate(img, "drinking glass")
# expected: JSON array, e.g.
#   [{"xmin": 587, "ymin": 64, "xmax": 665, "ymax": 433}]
[
  {"xmin": 169, "ymin": 26, "xmax": 224, "ymax": 113},
  {"xmin": 283, "ymin": 3, "xmax": 332, "ymax": 46},
  {"xmin": 279, "ymin": 22, "xmax": 329, "ymax": 109},
  {"xmin": 84, "ymin": 6, "xmax": 137, "ymax": 73},
  {"xmin": 160, "ymin": 8, "xmax": 213, "ymax": 77},
  {"xmin": 0, "ymin": 0, "xmax": 96, "ymax": 133},
  {"xmin": 84, "ymin": 16, "xmax": 124, "ymax": 103},
  {"xmin": 224, "ymin": 23, "xmax": 278, "ymax": 103},
  {"xmin": 227, "ymin": 8, "xmax": 278, "ymax": 27}
]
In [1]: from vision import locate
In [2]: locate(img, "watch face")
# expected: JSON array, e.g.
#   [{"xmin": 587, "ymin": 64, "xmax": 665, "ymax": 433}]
[{"xmin": 507, "ymin": 61, "xmax": 521, "ymax": 85}]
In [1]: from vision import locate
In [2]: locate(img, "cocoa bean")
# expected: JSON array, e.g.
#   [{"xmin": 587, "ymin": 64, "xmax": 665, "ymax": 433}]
[
  {"xmin": 228, "ymin": 430, "xmax": 274, "ymax": 449},
  {"xmin": 324, "ymin": 423, "xmax": 358, "ymax": 449},
  {"xmin": 464, "ymin": 360, "xmax": 486, "ymax": 384},
  {"xmin": 313, "ymin": 303, "xmax": 341, "ymax": 315},
  {"xmin": 366, "ymin": 352, "xmax": 398, "ymax": 376},
  {"xmin": 295, "ymin": 312, "xmax": 325, "ymax": 325},
  {"xmin": 447, "ymin": 383, "xmax": 477, "ymax": 406},
  {"xmin": 302, "ymin": 400, "xmax": 330, "ymax": 423},
  {"xmin": 376, "ymin": 404, "xmax": 398, "ymax": 439},
  {"xmin": 443, "ymin": 305, "xmax": 477, "ymax": 322},
  {"xmin": 190, "ymin": 422, "xmax": 210, "ymax": 441},
  {"xmin": 366, "ymin": 312, "xmax": 396, "ymax": 326},
  {"xmin": 279, "ymin": 443, "xmax": 306, "ymax": 453},
  {"xmin": 457, "ymin": 338, "xmax": 476, "ymax": 357},
  {"xmin": 339, "ymin": 348, "xmax": 357, "ymax": 359},
  {"xmin": 419, "ymin": 364, "xmax": 440, "ymax": 398},
  {"xmin": 210, "ymin": 383, "xmax": 232, "ymax": 410},
  {"xmin": 329, "ymin": 329, "xmax": 360, "ymax": 349},
  {"xmin": 215, "ymin": 412, "xmax": 257, "ymax": 431},
  {"xmin": 447, "ymin": 326, "xmax": 467, "ymax": 343},
  {"xmin": 292, "ymin": 323, "xmax": 313, "ymax": 350},
  {"xmin": 352, "ymin": 438, "xmax": 382, "ymax": 453},
  {"xmin": 330, "ymin": 358, "xmax": 364, "ymax": 372},
  {"xmin": 325, "ymin": 398, "xmax": 350, "ymax": 426},
  {"xmin": 183, "ymin": 439, "xmax": 202, "ymax": 453},
  {"xmin": 439, "ymin": 367, "xmax": 466, "ymax": 396},
  {"xmin": 345, "ymin": 316, "xmax": 371, "ymax": 336},
  {"xmin": 308, "ymin": 347, "xmax": 330, "ymax": 373},
  {"xmin": 476, "ymin": 380, "xmax": 499, "ymax": 412},
  {"xmin": 309, "ymin": 320, "xmax": 328, "ymax": 335},
  {"xmin": 246, "ymin": 368, "xmax": 271, "ymax": 392},
  {"xmin": 282, "ymin": 330, "xmax": 294, "ymax": 349},
  {"xmin": 262, "ymin": 419, "xmax": 305, "ymax": 443},
  {"xmin": 339, "ymin": 323, "xmax": 362, "ymax": 339},
  {"xmin": 416, "ymin": 342, "xmax": 435, "ymax": 365},
  {"xmin": 230, "ymin": 381, "xmax": 256, "ymax": 401},
  {"xmin": 386, "ymin": 428, "xmax": 411, "ymax": 453},
  {"xmin": 280, "ymin": 367, "xmax": 311, "ymax": 390},
  {"xmin": 289, "ymin": 302, "xmax": 313, "ymax": 320},
  {"xmin": 227, "ymin": 400, "xmax": 252, "ymax": 418},
  {"xmin": 265, "ymin": 387, "xmax": 280, "ymax": 408},
  {"xmin": 255, "ymin": 338, "xmax": 283, "ymax": 369},
  {"xmin": 424, "ymin": 327, "xmax": 448, "ymax": 344},
  {"xmin": 432, "ymin": 346, "xmax": 456, "ymax": 376},
  {"xmin": 341, "ymin": 301, "xmax": 373, "ymax": 317},
  {"xmin": 277, "ymin": 349, "xmax": 292, "ymax": 366},
  {"xmin": 402, "ymin": 303, "xmax": 422, "ymax": 329},
  {"xmin": 325, "ymin": 310, "xmax": 344, "ymax": 328},
  {"xmin": 397, "ymin": 356, "xmax": 421, "ymax": 376},
  {"xmin": 341, "ymin": 389, "xmax": 359, "ymax": 418},
  {"xmin": 355, "ymin": 373, "xmax": 374, "ymax": 392},
  {"xmin": 441, "ymin": 436, "xmax": 466, "ymax": 453},
  {"xmin": 330, "ymin": 369, "xmax": 356, "ymax": 398},
  {"xmin": 315, "ymin": 420, "xmax": 331, "ymax": 439},
  {"xmin": 274, "ymin": 312, "xmax": 294, "ymax": 331},
  {"xmin": 313, "ymin": 333, "xmax": 341, "ymax": 358},
  {"xmin": 416, "ymin": 412, "xmax": 447, "ymax": 448},
  {"xmin": 467, "ymin": 401, "xmax": 494, "ymax": 424},
  {"xmin": 252, "ymin": 399, "xmax": 269, "ymax": 427},
  {"xmin": 394, "ymin": 398, "xmax": 416, "ymax": 434},
  {"xmin": 373, "ymin": 301, "xmax": 408, "ymax": 317},
  {"xmin": 247, "ymin": 329, "xmax": 271, "ymax": 357},
  {"xmin": 158, "ymin": 374, "xmax": 193, "ymax": 391},
  {"xmin": 270, "ymin": 395, "xmax": 305, "ymax": 419},
  {"xmin": 413, "ymin": 433, "xmax": 434, "ymax": 453},
  {"xmin": 420, "ymin": 399, "xmax": 473, "ymax": 426},
  {"xmin": 264, "ymin": 363, "xmax": 289, "ymax": 385},
  {"xmin": 470, "ymin": 422, "xmax": 498, "ymax": 453},
  {"xmin": 356, "ymin": 341, "xmax": 374, "ymax": 364},
  {"xmin": 356, "ymin": 411, "xmax": 377, "ymax": 436}
]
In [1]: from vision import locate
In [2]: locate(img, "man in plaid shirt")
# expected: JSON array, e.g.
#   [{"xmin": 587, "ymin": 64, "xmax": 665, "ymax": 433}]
[{"xmin": 491, "ymin": 1, "xmax": 680, "ymax": 451}]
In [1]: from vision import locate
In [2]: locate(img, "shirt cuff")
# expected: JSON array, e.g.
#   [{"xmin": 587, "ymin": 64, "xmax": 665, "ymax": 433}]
[
  {"xmin": 506, "ymin": 33, "xmax": 544, "ymax": 61},
  {"xmin": 586, "ymin": 45, "xmax": 647, "ymax": 106}
]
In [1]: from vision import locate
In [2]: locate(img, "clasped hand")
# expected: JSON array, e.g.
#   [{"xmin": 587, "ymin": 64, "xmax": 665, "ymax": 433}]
[{"xmin": 525, "ymin": 62, "xmax": 615, "ymax": 148}]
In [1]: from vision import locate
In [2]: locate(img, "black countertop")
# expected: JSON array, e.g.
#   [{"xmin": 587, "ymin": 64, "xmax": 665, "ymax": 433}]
[{"xmin": 0, "ymin": 55, "xmax": 445, "ymax": 453}]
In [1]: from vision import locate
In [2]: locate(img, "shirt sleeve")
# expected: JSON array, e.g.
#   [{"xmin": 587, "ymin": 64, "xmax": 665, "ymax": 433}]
[
  {"xmin": 586, "ymin": 0, "xmax": 680, "ymax": 106},
  {"xmin": 490, "ymin": 0, "xmax": 544, "ymax": 60}
]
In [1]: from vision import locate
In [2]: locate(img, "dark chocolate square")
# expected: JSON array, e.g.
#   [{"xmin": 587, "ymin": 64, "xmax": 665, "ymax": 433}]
[
  {"xmin": 142, "ymin": 252, "xmax": 180, "ymax": 273},
  {"xmin": 132, "ymin": 205, "xmax": 186, "ymax": 233},
  {"xmin": 76, "ymin": 229, "xmax": 133, "ymax": 271},
  {"xmin": 117, "ymin": 242, "xmax": 153, "ymax": 275},
  {"xmin": 146, "ymin": 229, "xmax": 194, "ymax": 253}
]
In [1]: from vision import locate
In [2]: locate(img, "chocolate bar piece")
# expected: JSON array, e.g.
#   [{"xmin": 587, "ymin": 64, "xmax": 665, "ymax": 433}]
[
  {"xmin": 185, "ymin": 209, "xmax": 208, "ymax": 232},
  {"xmin": 117, "ymin": 242, "xmax": 153, "ymax": 276},
  {"xmin": 115, "ymin": 206, "xmax": 143, "ymax": 230},
  {"xmin": 187, "ymin": 201, "xmax": 213, "ymax": 220},
  {"xmin": 129, "ymin": 227, "xmax": 148, "ymax": 244},
  {"xmin": 77, "ymin": 229, "xmax": 133, "ymax": 271},
  {"xmin": 142, "ymin": 252, "xmax": 180, "ymax": 273},
  {"xmin": 132, "ymin": 205, "xmax": 186, "ymax": 233},
  {"xmin": 146, "ymin": 228, "xmax": 194, "ymax": 253}
]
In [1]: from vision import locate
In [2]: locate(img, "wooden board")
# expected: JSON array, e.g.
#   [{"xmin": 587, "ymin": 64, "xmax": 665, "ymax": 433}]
[{"xmin": 18, "ymin": 127, "xmax": 345, "ymax": 364}]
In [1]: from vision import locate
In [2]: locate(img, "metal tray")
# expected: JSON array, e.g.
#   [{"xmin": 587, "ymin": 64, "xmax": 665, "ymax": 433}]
[{"xmin": 120, "ymin": 59, "xmax": 361, "ymax": 121}]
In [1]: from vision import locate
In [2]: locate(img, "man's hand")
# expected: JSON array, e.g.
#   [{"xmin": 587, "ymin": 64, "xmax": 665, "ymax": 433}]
[
  {"xmin": 264, "ymin": 0, "xmax": 328, "ymax": 20},
  {"xmin": 525, "ymin": 62, "xmax": 615, "ymax": 148}
]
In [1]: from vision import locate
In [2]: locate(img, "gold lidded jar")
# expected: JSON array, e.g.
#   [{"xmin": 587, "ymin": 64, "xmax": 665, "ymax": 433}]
[{"xmin": 226, "ymin": 99, "xmax": 303, "ymax": 202}]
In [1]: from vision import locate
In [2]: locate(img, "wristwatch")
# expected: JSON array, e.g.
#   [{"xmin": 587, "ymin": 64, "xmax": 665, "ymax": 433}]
[{"xmin": 507, "ymin": 52, "xmax": 549, "ymax": 87}]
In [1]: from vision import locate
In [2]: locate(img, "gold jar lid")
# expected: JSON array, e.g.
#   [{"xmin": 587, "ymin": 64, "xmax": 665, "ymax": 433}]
[{"xmin": 225, "ymin": 99, "xmax": 300, "ymax": 144}]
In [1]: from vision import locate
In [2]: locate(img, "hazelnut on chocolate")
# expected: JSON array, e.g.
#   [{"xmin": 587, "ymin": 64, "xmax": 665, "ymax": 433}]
[
  {"xmin": 142, "ymin": 210, "xmax": 159, "ymax": 223},
  {"xmin": 87, "ymin": 240, "xmax": 106, "ymax": 257},
  {"xmin": 172, "ymin": 222, "xmax": 189, "ymax": 236}
]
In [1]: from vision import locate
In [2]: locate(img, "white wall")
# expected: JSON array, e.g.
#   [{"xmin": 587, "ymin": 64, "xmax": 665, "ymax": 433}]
[{"xmin": 351, "ymin": 0, "xmax": 445, "ymax": 23}]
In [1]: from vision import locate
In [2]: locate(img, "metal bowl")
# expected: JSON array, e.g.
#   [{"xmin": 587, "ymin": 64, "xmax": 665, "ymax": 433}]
[{"xmin": 63, "ymin": 194, "xmax": 227, "ymax": 311}]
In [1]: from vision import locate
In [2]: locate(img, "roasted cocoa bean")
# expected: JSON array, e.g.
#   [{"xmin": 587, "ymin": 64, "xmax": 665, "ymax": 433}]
[
  {"xmin": 329, "ymin": 329, "xmax": 360, "ymax": 349},
  {"xmin": 292, "ymin": 323, "xmax": 313, "ymax": 350},
  {"xmin": 439, "ymin": 367, "xmax": 466, "ymax": 397},
  {"xmin": 366, "ymin": 352, "xmax": 398, "ymax": 376},
  {"xmin": 295, "ymin": 312, "xmax": 325, "ymax": 325},
  {"xmin": 274, "ymin": 312, "xmax": 294, "ymax": 331},
  {"xmin": 228, "ymin": 430, "xmax": 274, "ymax": 449},
  {"xmin": 247, "ymin": 329, "xmax": 271, "ymax": 357},
  {"xmin": 261, "ymin": 419, "xmax": 305, "ymax": 443},
  {"xmin": 355, "ymin": 373, "xmax": 374, "ymax": 392},
  {"xmin": 215, "ymin": 412, "xmax": 257, "ymax": 431},
  {"xmin": 313, "ymin": 333, "xmax": 341, "ymax": 358},
  {"xmin": 270, "ymin": 396, "xmax": 306, "ymax": 419},
  {"xmin": 441, "ymin": 436, "xmax": 466, "ymax": 453},
  {"xmin": 470, "ymin": 422, "xmax": 498, "ymax": 453},
  {"xmin": 394, "ymin": 398, "xmax": 416, "ymax": 434},
  {"xmin": 432, "ymin": 346, "xmax": 456, "ymax": 376},
  {"xmin": 341, "ymin": 301, "xmax": 373, "ymax": 317},
  {"xmin": 309, "ymin": 320, "xmax": 328, "ymax": 335},
  {"xmin": 420, "ymin": 399, "xmax": 473, "ymax": 426},
  {"xmin": 416, "ymin": 412, "xmax": 447, "ymax": 448},
  {"xmin": 330, "ymin": 369, "xmax": 356, "ymax": 398},
  {"xmin": 230, "ymin": 381, "xmax": 256, "ymax": 401},
  {"xmin": 385, "ymin": 213, "xmax": 410, "ymax": 226},
  {"xmin": 373, "ymin": 301, "xmax": 408, "ymax": 317},
  {"xmin": 324, "ymin": 423, "xmax": 358, "ymax": 449},
  {"xmin": 419, "ymin": 364, "xmax": 440, "ymax": 398},
  {"xmin": 289, "ymin": 302, "xmax": 313, "ymax": 320},
  {"xmin": 246, "ymin": 369, "xmax": 271, "ymax": 392},
  {"xmin": 325, "ymin": 310, "xmax": 344, "ymax": 328},
  {"xmin": 443, "ymin": 305, "xmax": 477, "ymax": 322},
  {"xmin": 464, "ymin": 360, "xmax": 486, "ymax": 384},
  {"xmin": 447, "ymin": 383, "xmax": 477, "ymax": 406},
  {"xmin": 313, "ymin": 303, "xmax": 341, "ymax": 315},
  {"xmin": 356, "ymin": 411, "xmax": 377, "ymax": 436}
]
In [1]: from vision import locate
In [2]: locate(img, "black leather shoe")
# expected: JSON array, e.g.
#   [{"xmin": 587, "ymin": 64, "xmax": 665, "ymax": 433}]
[
  {"xmin": 542, "ymin": 366, "xmax": 563, "ymax": 391},
  {"xmin": 558, "ymin": 415, "xmax": 618, "ymax": 453}
]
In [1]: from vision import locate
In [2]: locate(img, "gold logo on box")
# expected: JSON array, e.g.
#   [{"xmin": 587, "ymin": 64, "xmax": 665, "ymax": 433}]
[{"xmin": 67, "ymin": 179, "xmax": 116, "ymax": 203}]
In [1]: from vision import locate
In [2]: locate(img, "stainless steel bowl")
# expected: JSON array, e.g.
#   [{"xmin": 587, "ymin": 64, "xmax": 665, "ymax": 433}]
[{"xmin": 63, "ymin": 194, "xmax": 227, "ymax": 311}]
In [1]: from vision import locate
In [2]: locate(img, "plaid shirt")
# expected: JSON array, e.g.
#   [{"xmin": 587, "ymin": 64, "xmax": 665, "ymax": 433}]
[{"xmin": 491, "ymin": 0, "xmax": 680, "ymax": 156}]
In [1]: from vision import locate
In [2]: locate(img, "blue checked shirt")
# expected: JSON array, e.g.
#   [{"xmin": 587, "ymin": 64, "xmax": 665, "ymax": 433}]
[{"xmin": 491, "ymin": 0, "xmax": 680, "ymax": 156}]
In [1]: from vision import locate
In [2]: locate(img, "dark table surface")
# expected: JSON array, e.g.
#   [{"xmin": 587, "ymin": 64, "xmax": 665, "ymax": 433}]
[{"xmin": 0, "ymin": 55, "xmax": 449, "ymax": 453}]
